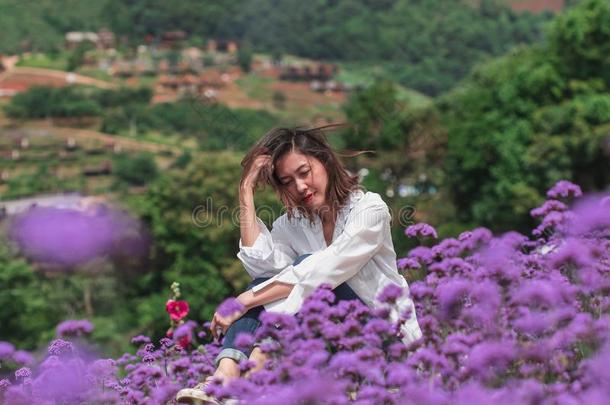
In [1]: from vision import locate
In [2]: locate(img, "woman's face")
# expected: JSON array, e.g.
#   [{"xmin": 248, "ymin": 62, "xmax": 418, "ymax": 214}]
[{"xmin": 275, "ymin": 150, "xmax": 329, "ymax": 210}]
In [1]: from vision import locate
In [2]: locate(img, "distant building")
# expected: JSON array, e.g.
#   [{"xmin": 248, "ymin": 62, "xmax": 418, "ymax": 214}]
[
  {"xmin": 160, "ymin": 31, "xmax": 188, "ymax": 49},
  {"xmin": 279, "ymin": 63, "xmax": 338, "ymax": 82},
  {"xmin": 83, "ymin": 161, "xmax": 112, "ymax": 176},
  {"xmin": 65, "ymin": 29, "xmax": 116, "ymax": 50},
  {"xmin": 65, "ymin": 32, "xmax": 99, "ymax": 50},
  {"xmin": 110, "ymin": 59, "xmax": 155, "ymax": 77},
  {"xmin": 508, "ymin": 0, "xmax": 564, "ymax": 13},
  {"xmin": 207, "ymin": 39, "xmax": 238, "ymax": 54},
  {"xmin": 157, "ymin": 72, "xmax": 225, "ymax": 96},
  {"xmin": 183, "ymin": 47, "xmax": 203, "ymax": 60},
  {"xmin": 182, "ymin": 47, "xmax": 204, "ymax": 71},
  {"xmin": 310, "ymin": 80, "xmax": 357, "ymax": 93},
  {"xmin": 97, "ymin": 29, "xmax": 116, "ymax": 49},
  {"xmin": 0, "ymin": 54, "xmax": 19, "ymax": 71}
]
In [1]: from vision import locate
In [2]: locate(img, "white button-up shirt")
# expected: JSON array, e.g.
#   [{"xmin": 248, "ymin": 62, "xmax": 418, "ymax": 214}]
[{"xmin": 237, "ymin": 189, "xmax": 422, "ymax": 344}]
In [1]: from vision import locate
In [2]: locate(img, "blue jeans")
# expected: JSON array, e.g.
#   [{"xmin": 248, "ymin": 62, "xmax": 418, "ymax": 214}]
[{"xmin": 215, "ymin": 253, "xmax": 362, "ymax": 366}]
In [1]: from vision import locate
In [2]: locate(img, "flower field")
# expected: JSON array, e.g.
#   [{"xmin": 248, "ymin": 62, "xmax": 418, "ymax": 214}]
[{"xmin": 1, "ymin": 180, "xmax": 609, "ymax": 404}]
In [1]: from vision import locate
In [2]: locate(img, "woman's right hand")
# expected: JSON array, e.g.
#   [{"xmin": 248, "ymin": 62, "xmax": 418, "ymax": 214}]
[{"xmin": 241, "ymin": 153, "xmax": 272, "ymax": 192}]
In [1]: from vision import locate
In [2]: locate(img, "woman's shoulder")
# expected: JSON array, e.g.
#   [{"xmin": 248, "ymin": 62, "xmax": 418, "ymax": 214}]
[{"xmin": 352, "ymin": 189, "xmax": 388, "ymax": 211}]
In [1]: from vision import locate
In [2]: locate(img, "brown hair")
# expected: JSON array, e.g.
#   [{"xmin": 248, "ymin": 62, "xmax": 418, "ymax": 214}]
[{"xmin": 240, "ymin": 124, "xmax": 370, "ymax": 224}]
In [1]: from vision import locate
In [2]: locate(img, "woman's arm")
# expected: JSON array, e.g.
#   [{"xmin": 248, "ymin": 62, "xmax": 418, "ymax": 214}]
[
  {"xmin": 239, "ymin": 154, "xmax": 271, "ymax": 247},
  {"xmin": 212, "ymin": 281, "xmax": 293, "ymax": 338},
  {"xmin": 237, "ymin": 281, "xmax": 293, "ymax": 310},
  {"xmin": 239, "ymin": 186, "xmax": 261, "ymax": 247}
]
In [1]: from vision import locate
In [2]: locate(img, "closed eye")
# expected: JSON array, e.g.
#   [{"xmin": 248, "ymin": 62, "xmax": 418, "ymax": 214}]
[{"xmin": 281, "ymin": 170, "xmax": 310, "ymax": 186}]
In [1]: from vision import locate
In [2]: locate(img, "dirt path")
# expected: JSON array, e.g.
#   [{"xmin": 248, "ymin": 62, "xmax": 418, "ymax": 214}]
[{"xmin": 0, "ymin": 67, "xmax": 116, "ymax": 89}]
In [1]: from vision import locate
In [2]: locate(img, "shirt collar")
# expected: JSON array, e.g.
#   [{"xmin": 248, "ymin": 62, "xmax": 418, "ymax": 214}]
[
  {"xmin": 346, "ymin": 188, "xmax": 365, "ymax": 210},
  {"xmin": 292, "ymin": 188, "xmax": 365, "ymax": 222}
]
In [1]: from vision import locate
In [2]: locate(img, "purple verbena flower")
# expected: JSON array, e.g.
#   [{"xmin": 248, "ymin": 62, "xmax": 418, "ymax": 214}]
[
  {"xmin": 436, "ymin": 279, "xmax": 472, "ymax": 320},
  {"xmin": 0, "ymin": 341, "xmax": 15, "ymax": 359},
  {"xmin": 549, "ymin": 238, "xmax": 596, "ymax": 269},
  {"xmin": 432, "ymin": 238, "xmax": 463, "ymax": 258},
  {"xmin": 48, "ymin": 339, "xmax": 74, "ymax": 356},
  {"xmin": 130, "ymin": 335, "xmax": 151, "ymax": 345},
  {"xmin": 459, "ymin": 227, "xmax": 493, "ymax": 251},
  {"xmin": 235, "ymin": 333, "xmax": 255, "ymax": 350},
  {"xmin": 216, "ymin": 298, "xmax": 245, "ymax": 317},
  {"xmin": 377, "ymin": 283, "xmax": 404, "ymax": 304},
  {"xmin": 12, "ymin": 350, "xmax": 34, "ymax": 366},
  {"xmin": 173, "ymin": 320, "xmax": 197, "ymax": 348},
  {"xmin": 405, "ymin": 223, "xmax": 438, "ymax": 239},
  {"xmin": 467, "ymin": 341, "xmax": 515, "ymax": 381},
  {"xmin": 8, "ymin": 206, "xmax": 147, "ymax": 267},
  {"xmin": 56, "ymin": 319, "xmax": 94, "ymax": 337},
  {"xmin": 397, "ymin": 257, "xmax": 421, "ymax": 270},
  {"xmin": 15, "ymin": 367, "xmax": 32, "ymax": 379},
  {"xmin": 0, "ymin": 379, "xmax": 11, "ymax": 391},
  {"xmin": 547, "ymin": 180, "xmax": 582, "ymax": 199},
  {"xmin": 531, "ymin": 199, "xmax": 568, "ymax": 218},
  {"xmin": 408, "ymin": 246, "xmax": 436, "ymax": 265}
]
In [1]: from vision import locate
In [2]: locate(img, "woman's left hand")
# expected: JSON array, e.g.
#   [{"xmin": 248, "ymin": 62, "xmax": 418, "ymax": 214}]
[{"xmin": 210, "ymin": 296, "xmax": 249, "ymax": 340}]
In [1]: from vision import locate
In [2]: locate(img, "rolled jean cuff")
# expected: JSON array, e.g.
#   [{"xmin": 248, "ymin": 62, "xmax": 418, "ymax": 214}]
[{"xmin": 214, "ymin": 348, "xmax": 249, "ymax": 367}]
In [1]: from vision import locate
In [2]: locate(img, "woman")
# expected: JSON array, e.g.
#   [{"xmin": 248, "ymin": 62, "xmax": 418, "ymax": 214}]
[{"xmin": 176, "ymin": 126, "xmax": 421, "ymax": 403}]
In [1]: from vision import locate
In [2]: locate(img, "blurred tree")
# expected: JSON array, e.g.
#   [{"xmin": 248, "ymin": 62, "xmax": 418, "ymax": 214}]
[
  {"xmin": 272, "ymin": 90, "xmax": 286, "ymax": 110},
  {"xmin": 0, "ymin": 236, "xmax": 139, "ymax": 353},
  {"xmin": 548, "ymin": 0, "xmax": 610, "ymax": 87},
  {"xmin": 0, "ymin": 241, "xmax": 55, "ymax": 349},
  {"xmin": 5, "ymin": 86, "xmax": 102, "ymax": 119},
  {"xmin": 4, "ymin": 87, "xmax": 55, "ymax": 119},
  {"xmin": 66, "ymin": 42, "xmax": 94, "ymax": 72},
  {"xmin": 441, "ymin": 0, "xmax": 610, "ymax": 231},
  {"xmin": 237, "ymin": 43, "xmax": 253, "ymax": 73},
  {"xmin": 341, "ymin": 79, "xmax": 410, "ymax": 151},
  {"xmin": 113, "ymin": 152, "xmax": 159, "ymax": 186},
  {"xmin": 98, "ymin": 87, "xmax": 153, "ymax": 136},
  {"xmin": 102, "ymin": 99, "xmax": 277, "ymax": 150}
]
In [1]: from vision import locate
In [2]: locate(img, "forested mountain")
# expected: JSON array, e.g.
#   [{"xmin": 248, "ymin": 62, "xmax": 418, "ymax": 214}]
[
  {"xmin": 0, "ymin": 0, "xmax": 106, "ymax": 54},
  {"xmin": 441, "ymin": 0, "xmax": 610, "ymax": 229},
  {"xmin": 221, "ymin": 0, "xmax": 551, "ymax": 95},
  {"xmin": 0, "ymin": 0, "xmax": 553, "ymax": 95}
]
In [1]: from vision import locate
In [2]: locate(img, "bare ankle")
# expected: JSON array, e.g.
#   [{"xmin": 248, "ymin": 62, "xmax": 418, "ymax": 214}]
[
  {"xmin": 246, "ymin": 347, "xmax": 267, "ymax": 376},
  {"xmin": 214, "ymin": 358, "xmax": 241, "ymax": 383}
]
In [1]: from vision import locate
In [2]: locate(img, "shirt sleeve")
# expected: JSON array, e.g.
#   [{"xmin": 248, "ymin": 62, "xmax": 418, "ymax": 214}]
[
  {"xmin": 237, "ymin": 216, "xmax": 298, "ymax": 279},
  {"xmin": 252, "ymin": 198, "xmax": 389, "ymax": 314}
]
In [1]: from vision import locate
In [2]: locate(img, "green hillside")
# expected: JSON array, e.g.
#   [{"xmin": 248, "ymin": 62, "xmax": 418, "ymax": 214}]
[{"xmin": 0, "ymin": 0, "xmax": 552, "ymax": 95}]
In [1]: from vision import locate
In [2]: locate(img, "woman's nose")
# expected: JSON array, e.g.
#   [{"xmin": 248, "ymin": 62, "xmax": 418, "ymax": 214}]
[{"xmin": 295, "ymin": 178, "xmax": 309, "ymax": 193}]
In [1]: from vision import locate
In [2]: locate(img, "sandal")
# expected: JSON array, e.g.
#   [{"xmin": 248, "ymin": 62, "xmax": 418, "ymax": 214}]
[{"xmin": 175, "ymin": 377, "xmax": 220, "ymax": 404}]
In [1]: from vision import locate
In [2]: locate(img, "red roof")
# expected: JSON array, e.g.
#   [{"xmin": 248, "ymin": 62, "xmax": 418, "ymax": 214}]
[{"xmin": 508, "ymin": 0, "xmax": 564, "ymax": 13}]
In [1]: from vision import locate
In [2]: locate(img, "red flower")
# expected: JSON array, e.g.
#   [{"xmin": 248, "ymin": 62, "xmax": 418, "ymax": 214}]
[
  {"xmin": 166, "ymin": 328, "xmax": 174, "ymax": 338},
  {"xmin": 177, "ymin": 334, "xmax": 192, "ymax": 349},
  {"xmin": 165, "ymin": 300, "xmax": 189, "ymax": 321}
]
